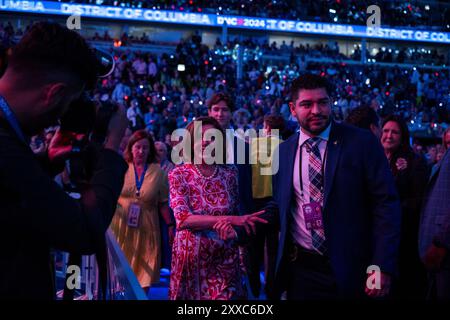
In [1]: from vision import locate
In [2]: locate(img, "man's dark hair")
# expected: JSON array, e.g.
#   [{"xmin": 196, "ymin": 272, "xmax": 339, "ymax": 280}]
[
  {"xmin": 8, "ymin": 21, "xmax": 98, "ymax": 89},
  {"xmin": 207, "ymin": 92, "xmax": 235, "ymax": 112},
  {"xmin": 289, "ymin": 73, "xmax": 334, "ymax": 102},
  {"xmin": 345, "ymin": 106, "xmax": 379, "ymax": 130}
]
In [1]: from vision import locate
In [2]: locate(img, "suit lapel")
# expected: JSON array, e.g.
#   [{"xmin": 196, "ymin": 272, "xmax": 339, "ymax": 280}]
[
  {"xmin": 280, "ymin": 133, "xmax": 298, "ymax": 220},
  {"xmin": 284, "ymin": 133, "xmax": 298, "ymax": 198},
  {"xmin": 323, "ymin": 122, "xmax": 343, "ymax": 210},
  {"xmin": 278, "ymin": 133, "xmax": 298, "ymax": 256},
  {"xmin": 427, "ymin": 149, "xmax": 450, "ymax": 184}
]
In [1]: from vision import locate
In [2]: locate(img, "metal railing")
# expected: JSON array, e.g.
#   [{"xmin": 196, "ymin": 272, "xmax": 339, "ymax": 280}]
[
  {"xmin": 105, "ymin": 229, "xmax": 148, "ymax": 300},
  {"xmin": 54, "ymin": 229, "xmax": 147, "ymax": 300}
]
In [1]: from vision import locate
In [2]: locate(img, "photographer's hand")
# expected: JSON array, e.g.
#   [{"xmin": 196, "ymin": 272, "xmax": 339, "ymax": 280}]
[
  {"xmin": 104, "ymin": 103, "xmax": 128, "ymax": 153},
  {"xmin": 33, "ymin": 141, "xmax": 47, "ymax": 155},
  {"xmin": 48, "ymin": 129, "xmax": 85, "ymax": 163}
]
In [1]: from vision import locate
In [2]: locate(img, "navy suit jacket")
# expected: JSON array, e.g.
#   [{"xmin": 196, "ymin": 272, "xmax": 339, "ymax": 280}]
[
  {"xmin": 419, "ymin": 148, "xmax": 450, "ymax": 260},
  {"xmin": 233, "ymin": 135, "xmax": 254, "ymax": 215},
  {"xmin": 268, "ymin": 121, "xmax": 401, "ymax": 297}
]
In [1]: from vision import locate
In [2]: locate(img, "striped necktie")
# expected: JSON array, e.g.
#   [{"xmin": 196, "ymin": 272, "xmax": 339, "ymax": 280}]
[{"xmin": 305, "ymin": 137, "xmax": 327, "ymax": 255}]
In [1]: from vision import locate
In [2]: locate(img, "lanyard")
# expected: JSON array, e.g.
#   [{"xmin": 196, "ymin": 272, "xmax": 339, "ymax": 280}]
[
  {"xmin": 299, "ymin": 140, "xmax": 328, "ymax": 199},
  {"xmin": 134, "ymin": 163, "xmax": 148, "ymax": 197},
  {"xmin": 0, "ymin": 95, "xmax": 28, "ymax": 144}
]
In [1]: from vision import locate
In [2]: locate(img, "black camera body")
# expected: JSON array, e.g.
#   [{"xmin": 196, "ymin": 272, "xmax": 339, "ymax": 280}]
[
  {"xmin": 59, "ymin": 95, "xmax": 118, "ymax": 192},
  {"xmin": 59, "ymin": 94, "xmax": 97, "ymax": 135},
  {"xmin": 91, "ymin": 100, "xmax": 118, "ymax": 145}
]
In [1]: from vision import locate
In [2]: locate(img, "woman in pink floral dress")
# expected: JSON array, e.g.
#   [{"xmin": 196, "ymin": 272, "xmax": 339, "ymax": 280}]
[{"xmin": 168, "ymin": 117, "xmax": 266, "ymax": 300}]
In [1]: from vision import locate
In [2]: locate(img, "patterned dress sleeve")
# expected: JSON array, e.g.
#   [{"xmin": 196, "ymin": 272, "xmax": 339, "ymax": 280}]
[{"xmin": 168, "ymin": 166, "xmax": 192, "ymax": 229}]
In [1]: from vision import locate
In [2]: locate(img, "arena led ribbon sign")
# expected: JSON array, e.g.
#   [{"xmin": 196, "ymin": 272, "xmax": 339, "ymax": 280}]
[{"xmin": 2, "ymin": 0, "xmax": 450, "ymax": 44}]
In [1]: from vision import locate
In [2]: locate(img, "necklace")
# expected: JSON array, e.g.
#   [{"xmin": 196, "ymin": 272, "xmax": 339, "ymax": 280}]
[{"xmin": 193, "ymin": 164, "xmax": 218, "ymax": 179}]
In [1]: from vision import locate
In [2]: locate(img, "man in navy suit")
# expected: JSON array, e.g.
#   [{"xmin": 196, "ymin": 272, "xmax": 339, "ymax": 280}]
[{"xmin": 267, "ymin": 74, "xmax": 401, "ymax": 299}]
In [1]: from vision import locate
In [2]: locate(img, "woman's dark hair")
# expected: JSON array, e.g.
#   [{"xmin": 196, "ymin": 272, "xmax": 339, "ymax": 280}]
[
  {"xmin": 124, "ymin": 129, "xmax": 157, "ymax": 164},
  {"xmin": 382, "ymin": 114, "xmax": 413, "ymax": 175},
  {"xmin": 184, "ymin": 116, "xmax": 227, "ymax": 164},
  {"xmin": 382, "ymin": 114, "xmax": 412, "ymax": 154}
]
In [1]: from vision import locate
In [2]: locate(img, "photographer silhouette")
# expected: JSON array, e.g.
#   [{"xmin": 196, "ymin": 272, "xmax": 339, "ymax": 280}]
[{"xmin": 0, "ymin": 22, "xmax": 128, "ymax": 299}]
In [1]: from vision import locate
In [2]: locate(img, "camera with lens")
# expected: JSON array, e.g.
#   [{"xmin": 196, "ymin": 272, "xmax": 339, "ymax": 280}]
[
  {"xmin": 58, "ymin": 94, "xmax": 118, "ymax": 193},
  {"xmin": 56, "ymin": 49, "xmax": 117, "ymax": 193}
]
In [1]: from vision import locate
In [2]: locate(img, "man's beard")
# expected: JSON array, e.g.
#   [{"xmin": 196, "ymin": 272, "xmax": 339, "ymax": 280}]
[{"xmin": 301, "ymin": 115, "xmax": 331, "ymax": 135}]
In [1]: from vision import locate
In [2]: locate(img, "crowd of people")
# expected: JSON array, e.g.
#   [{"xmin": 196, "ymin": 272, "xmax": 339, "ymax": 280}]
[
  {"xmin": 28, "ymin": 90, "xmax": 450, "ymax": 300},
  {"xmin": 87, "ymin": 35, "xmax": 450, "ymax": 141},
  {"xmin": 4, "ymin": 21, "xmax": 450, "ymax": 72},
  {"xmin": 87, "ymin": 31, "xmax": 450, "ymax": 70},
  {"xmin": 13, "ymin": 25, "xmax": 447, "ymax": 174},
  {"xmin": 89, "ymin": 28, "xmax": 450, "ymax": 68},
  {"xmin": 48, "ymin": 0, "xmax": 450, "ymax": 31},
  {"xmin": 6, "ymin": 20, "xmax": 448, "ymax": 163},
  {"xmin": 1, "ymin": 20, "xmax": 450, "ymax": 301}
]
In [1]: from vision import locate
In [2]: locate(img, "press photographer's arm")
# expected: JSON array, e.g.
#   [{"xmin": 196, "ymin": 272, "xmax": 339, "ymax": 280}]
[
  {"xmin": 0, "ymin": 22, "xmax": 130, "ymax": 298},
  {"xmin": 0, "ymin": 102, "xmax": 128, "ymax": 254}
]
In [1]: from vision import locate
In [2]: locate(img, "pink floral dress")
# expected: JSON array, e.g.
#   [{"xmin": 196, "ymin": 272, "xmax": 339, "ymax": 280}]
[{"xmin": 168, "ymin": 164, "xmax": 246, "ymax": 300}]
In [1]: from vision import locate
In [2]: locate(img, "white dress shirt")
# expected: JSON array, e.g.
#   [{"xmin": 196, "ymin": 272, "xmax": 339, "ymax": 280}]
[
  {"xmin": 225, "ymin": 127, "xmax": 235, "ymax": 164},
  {"xmin": 290, "ymin": 123, "xmax": 331, "ymax": 249},
  {"xmin": 225, "ymin": 127, "xmax": 247, "ymax": 164}
]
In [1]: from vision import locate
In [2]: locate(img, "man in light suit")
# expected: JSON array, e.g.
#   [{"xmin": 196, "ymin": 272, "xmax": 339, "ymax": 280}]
[
  {"xmin": 266, "ymin": 74, "xmax": 401, "ymax": 299},
  {"xmin": 419, "ymin": 148, "xmax": 450, "ymax": 299}
]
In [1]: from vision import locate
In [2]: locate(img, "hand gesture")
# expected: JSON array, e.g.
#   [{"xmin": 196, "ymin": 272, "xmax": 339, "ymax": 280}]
[
  {"xmin": 230, "ymin": 210, "xmax": 268, "ymax": 235},
  {"xmin": 213, "ymin": 219, "xmax": 237, "ymax": 241}
]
